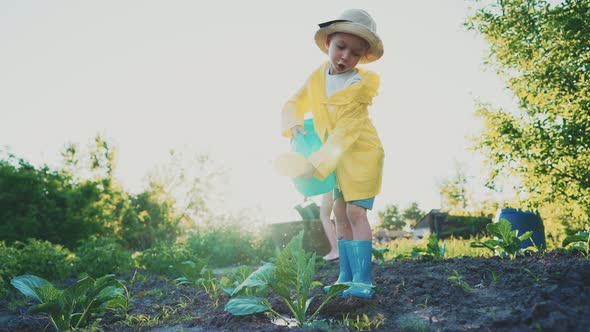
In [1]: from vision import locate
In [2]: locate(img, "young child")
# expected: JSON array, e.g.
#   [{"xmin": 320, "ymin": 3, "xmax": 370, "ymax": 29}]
[{"xmin": 281, "ymin": 8, "xmax": 384, "ymax": 298}]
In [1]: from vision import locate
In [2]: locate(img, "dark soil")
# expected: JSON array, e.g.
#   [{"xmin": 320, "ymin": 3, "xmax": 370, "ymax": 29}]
[{"xmin": 2, "ymin": 250, "xmax": 589, "ymax": 332}]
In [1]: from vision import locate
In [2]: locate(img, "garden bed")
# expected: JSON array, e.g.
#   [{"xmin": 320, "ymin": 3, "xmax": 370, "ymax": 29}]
[{"xmin": 1, "ymin": 251, "xmax": 589, "ymax": 331}]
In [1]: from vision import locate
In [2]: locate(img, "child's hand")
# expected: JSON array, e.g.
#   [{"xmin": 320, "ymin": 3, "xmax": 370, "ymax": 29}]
[{"xmin": 291, "ymin": 125, "xmax": 307, "ymax": 138}]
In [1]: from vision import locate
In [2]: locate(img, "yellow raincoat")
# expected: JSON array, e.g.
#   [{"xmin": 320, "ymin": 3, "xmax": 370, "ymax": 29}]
[{"xmin": 281, "ymin": 62, "xmax": 384, "ymax": 201}]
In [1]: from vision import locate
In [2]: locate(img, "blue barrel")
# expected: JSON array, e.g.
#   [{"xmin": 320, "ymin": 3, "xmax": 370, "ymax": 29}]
[
  {"xmin": 291, "ymin": 119, "xmax": 336, "ymax": 197},
  {"xmin": 495, "ymin": 208, "xmax": 546, "ymax": 250}
]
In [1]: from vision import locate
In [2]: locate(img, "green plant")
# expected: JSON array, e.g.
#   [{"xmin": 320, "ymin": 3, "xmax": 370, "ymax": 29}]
[
  {"xmin": 219, "ymin": 265, "xmax": 255, "ymax": 296},
  {"xmin": 15, "ymin": 239, "xmax": 76, "ymax": 280},
  {"xmin": 522, "ymin": 268, "xmax": 546, "ymax": 283},
  {"xmin": 338, "ymin": 313, "xmax": 385, "ymax": 331},
  {"xmin": 224, "ymin": 231, "xmax": 349, "ymax": 327},
  {"xmin": 174, "ymin": 259, "xmax": 210, "ymax": 286},
  {"xmin": 562, "ymin": 228, "xmax": 589, "ymax": 257},
  {"xmin": 470, "ymin": 219, "xmax": 535, "ymax": 260},
  {"xmin": 411, "ymin": 233, "xmax": 446, "ymax": 260},
  {"xmin": 0, "ymin": 241, "xmax": 19, "ymax": 298},
  {"xmin": 489, "ymin": 269, "xmax": 499, "ymax": 287},
  {"xmin": 187, "ymin": 223, "xmax": 275, "ymax": 268},
  {"xmin": 372, "ymin": 247, "xmax": 390, "ymax": 265},
  {"xmin": 11, "ymin": 274, "xmax": 129, "ymax": 331},
  {"xmin": 137, "ymin": 241, "xmax": 191, "ymax": 276},
  {"xmin": 417, "ymin": 296, "xmax": 430, "ymax": 309},
  {"xmin": 173, "ymin": 259, "xmax": 224, "ymax": 307},
  {"xmin": 448, "ymin": 270, "xmax": 472, "ymax": 293},
  {"xmin": 74, "ymin": 236, "xmax": 132, "ymax": 278}
]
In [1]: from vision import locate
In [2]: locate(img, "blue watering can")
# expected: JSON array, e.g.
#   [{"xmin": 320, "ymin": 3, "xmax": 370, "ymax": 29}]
[{"xmin": 291, "ymin": 119, "xmax": 336, "ymax": 197}]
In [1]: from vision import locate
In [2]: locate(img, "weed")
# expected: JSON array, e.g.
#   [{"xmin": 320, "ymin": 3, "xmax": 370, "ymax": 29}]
[
  {"xmin": 411, "ymin": 233, "xmax": 446, "ymax": 260},
  {"xmin": 372, "ymin": 247, "xmax": 390, "ymax": 265},
  {"xmin": 522, "ymin": 268, "xmax": 546, "ymax": 283},
  {"xmin": 489, "ymin": 270, "xmax": 499, "ymax": 287},
  {"xmin": 140, "ymin": 288, "xmax": 164, "ymax": 298},
  {"xmin": 417, "ymin": 296, "xmax": 430, "ymax": 309},
  {"xmin": 448, "ymin": 270, "xmax": 472, "ymax": 293},
  {"xmin": 122, "ymin": 313, "xmax": 160, "ymax": 328},
  {"xmin": 338, "ymin": 313, "xmax": 385, "ymax": 331}
]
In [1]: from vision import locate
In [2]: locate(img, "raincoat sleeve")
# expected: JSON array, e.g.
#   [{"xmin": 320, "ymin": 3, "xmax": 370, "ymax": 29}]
[
  {"xmin": 281, "ymin": 81, "xmax": 311, "ymax": 138},
  {"xmin": 307, "ymin": 102, "xmax": 369, "ymax": 180}
]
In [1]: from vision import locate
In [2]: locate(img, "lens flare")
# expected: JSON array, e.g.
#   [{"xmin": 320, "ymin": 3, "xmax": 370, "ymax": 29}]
[{"xmin": 274, "ymin": 152, "xmax": 307, "ymax": 177}]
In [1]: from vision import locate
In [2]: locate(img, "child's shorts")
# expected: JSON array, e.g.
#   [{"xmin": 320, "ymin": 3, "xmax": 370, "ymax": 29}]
[{"xmin": 333, "ymin": 186, "xmax": 375, "ymax": 210}]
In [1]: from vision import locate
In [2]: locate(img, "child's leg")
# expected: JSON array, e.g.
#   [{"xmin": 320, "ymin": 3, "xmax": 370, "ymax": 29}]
[
  {"xmin": 320, "ymin": 191, "xmax": 338, "ymax": 260},
  {"xmin": 342, "ymin": 202, "xmax": 374, "ymax": 298},
  {"xmin": 346, "ymin": 204, "xmax": 372, "ymax": 241},
  {"xmin": 323, "ymin": 195, "xmax": 353, "ymax": 295},
  {"xmin": 333, "ymin": 198, "xmax": 353, "ymax": 240}
]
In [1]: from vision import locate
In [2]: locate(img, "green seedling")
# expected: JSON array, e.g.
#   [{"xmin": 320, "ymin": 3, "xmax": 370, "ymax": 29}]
[
  {"xmin": 11, "ymin": 274, "xmax": 128, "ymax": 332},
  {"xmin": 372, "ymin": 247, "xmax": 390, "ymax": 265},
  {"xmin": 562, "ymin": 228, "xmax": 589, "ymax": 257},
  {"xmin": 522, "ymin": 268, "xmax": 546, "ymax": 283},
  {"xmin": 470, "ymin": 219, "xmax": 535, "ymax": 260},
  {"xmin": 411, "ymin": 233, "xmax": 446, "ymax": 260},
  {"xmin": 448, "ymin": 270, "xmax": 472, "ymax": 293},
  {"xmin": 417, "ymin": 296, "xmax": 430, "ymax": 309},
  {"xmin": 224, "ymin": 231, "xmax": 349, "ymax": 327},
  {"xmin": 174, "ymin": 259, "xmax": 227, "ymax": 307},
  {"xmin": 173, "ymin": 259, "xmax": 209, "ymax": 287},
  {"xmin": 338, "ymin": 313, "xmax": 385, "ymax": 331}
]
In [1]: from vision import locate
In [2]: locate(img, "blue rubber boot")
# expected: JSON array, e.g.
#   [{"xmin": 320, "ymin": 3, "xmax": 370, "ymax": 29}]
[
  {"xmin": 323, "ymin": 240, "xmax": 352, "ymax": 294},
  {"xmin": 341, "ymin": 240, "xmax": 374, "ymax": 298}
]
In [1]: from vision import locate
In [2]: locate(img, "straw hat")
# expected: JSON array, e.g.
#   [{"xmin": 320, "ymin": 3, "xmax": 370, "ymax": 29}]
[{"xmin": 314, "ymin": 9, "xmax": 384, "ymax": 64}]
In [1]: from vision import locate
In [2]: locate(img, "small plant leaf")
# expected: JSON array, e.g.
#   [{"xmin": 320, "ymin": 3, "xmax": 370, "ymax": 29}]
[
  {"xmin": 231, "ymin": 262, "xmax": 275, "ymax": 296},
  {"xmin": 11, "ymin": 275, "xmax": 58, "ymax": 303},
  {"xmin": 28, "ymin": 302, "xmax": 61, "ymax": 316},
  {"xmin": 325, "ymin": 284, "xmax": 349, "ymax": 299},
  {"xmin": 310, "ymin": 281, "xmax": 323, "ymax": 289},
  {"xmin": 61, "ymin": 276, "xmax": 95, "ymax": 310},
  {"xmin": 562, "ymin": 234, "xmax": 589, "ymax": 247},
  {"xmin": 224, "ymin": 296, "xmax": 269, "ymax": 315}
]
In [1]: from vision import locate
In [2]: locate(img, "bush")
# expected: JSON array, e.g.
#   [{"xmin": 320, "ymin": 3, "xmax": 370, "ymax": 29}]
[
  {"xmin": 15, "ymin": 239, "xmax": 76, "ymax": 280},
  {"xmin": 0, "ymin": 241, "xmax": 19, "ymax": 297},
  {"xmin": 137, "ymin": 241, "xmax": 192, "ymax": 276},
  {"xmin": 74, "ymin": 236, "xmax": 133, "ymax": 277},
  {"xmin": 187, "ymin": 223, "xmax": 275, "ymax": 268}
]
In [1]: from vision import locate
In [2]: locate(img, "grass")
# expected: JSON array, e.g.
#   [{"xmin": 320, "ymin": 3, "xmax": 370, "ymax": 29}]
[{"xmin": 376, "ymin": 236, "xmax": 494, "ymax": 261}]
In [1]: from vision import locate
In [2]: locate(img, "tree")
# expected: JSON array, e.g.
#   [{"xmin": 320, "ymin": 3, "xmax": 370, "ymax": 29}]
[
  {"xmin": 377, "ymin": 204, "xmax": 406, "ymax": 231},
  {"xmin": 145, "ymin": 149, "xmax": 225, "ymax": 228},
  {"xmin": 437, "ymin": 164, "xmax": 470, "ymax": 212},
  {"xmin": 0, "ymin": 157, "xmax": 70, "ymax": 244},
  {"xmin": 121, "ymin": 181, "xmax": 184, "ymax": 250},
  {"xmin": 467, "ymin": 0, "xmax": 590, "ymax": 231},
  {"xmin": 402, "ymin": 202, "xmax": 425, "ymax": 228},
  {"xmin": 0, "ymin": 136, "xmax": 187, "ymax": 249}
]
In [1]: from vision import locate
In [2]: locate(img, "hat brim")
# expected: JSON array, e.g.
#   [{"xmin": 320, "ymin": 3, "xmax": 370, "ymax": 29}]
[{"xmin": 314, "ymin": 22, "xmax": 384, "ymax": 64}]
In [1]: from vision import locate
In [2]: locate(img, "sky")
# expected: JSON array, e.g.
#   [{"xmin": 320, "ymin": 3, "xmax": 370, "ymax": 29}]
[{"xmin": 0, "ymin": 1, "xmax": 519, "ymax": 225}]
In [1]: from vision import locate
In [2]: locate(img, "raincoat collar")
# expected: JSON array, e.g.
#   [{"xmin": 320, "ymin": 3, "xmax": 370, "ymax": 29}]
[{"xmin": 312, "ymin": 62, "xmax": 380, "ymax": 106}]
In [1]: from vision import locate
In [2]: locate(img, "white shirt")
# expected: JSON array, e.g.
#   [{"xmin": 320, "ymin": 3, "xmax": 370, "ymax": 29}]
[
  {"xmin": 304, "ymin": 65, "xmax": 362, "ymax": 120},
  {"xmin": 325, "ymin": 65, "xmax": 362, "ymax": 98}
]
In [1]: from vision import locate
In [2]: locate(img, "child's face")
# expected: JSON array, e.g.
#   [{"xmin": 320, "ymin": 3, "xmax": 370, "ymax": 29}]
[{"xmin": 326, "ymin": 33, "xmax": 368, "ymax": 74}]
